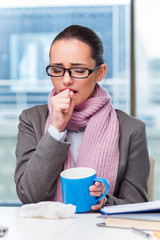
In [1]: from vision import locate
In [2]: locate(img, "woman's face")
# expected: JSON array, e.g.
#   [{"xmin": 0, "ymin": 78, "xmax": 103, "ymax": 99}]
[{"xmin": 49, "ymin": 39, "xmax": 106, "ymax": 106}]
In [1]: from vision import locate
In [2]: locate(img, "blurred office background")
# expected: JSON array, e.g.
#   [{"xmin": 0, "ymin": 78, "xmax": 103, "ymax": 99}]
[{"xmin": 0, "ymin": 0, "xmax": 159, "ymax": 204}]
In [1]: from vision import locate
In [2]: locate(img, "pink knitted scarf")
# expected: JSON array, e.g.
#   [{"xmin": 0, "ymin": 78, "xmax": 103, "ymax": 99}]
[{"xmin": 45, "ymin": 84, "xmax": 119, "ymax": 201}]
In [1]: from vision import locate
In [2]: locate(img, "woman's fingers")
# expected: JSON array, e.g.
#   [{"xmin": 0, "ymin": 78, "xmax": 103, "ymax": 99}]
[
  {"xmin": 51, "ymin": 89, "xmax": 75, "ymax": 131},
  {"xmin": 91, "ymin": 198, "xmax": 105, "ymax": 211},
  {"xmin": 89, "ymin": 182, "xmax": 104, "ymax": 195},
  {"xmin": 89, "ymin": 182, "xmax": 106, "ymax": 210}
]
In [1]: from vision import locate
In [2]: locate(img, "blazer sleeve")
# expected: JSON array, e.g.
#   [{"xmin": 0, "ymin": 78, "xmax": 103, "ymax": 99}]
[
  {"xmin": 14, "ymin": 109, "xmax": 70, "ymax": 204},
  {"xmin": 105, "ymin": 119, "xmax": 150, "ymax": 206}
]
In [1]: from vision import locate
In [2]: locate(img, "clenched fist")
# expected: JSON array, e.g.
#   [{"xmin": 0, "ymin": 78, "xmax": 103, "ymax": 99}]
[{"xmin": 51, "ymin": 89, "xmax": 75, "ymax": 132}]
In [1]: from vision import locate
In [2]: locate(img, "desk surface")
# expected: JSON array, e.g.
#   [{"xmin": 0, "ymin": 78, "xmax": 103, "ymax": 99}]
[{"xmin": 0, "ymin": 207, "xmax": 154, "ymax": 240}]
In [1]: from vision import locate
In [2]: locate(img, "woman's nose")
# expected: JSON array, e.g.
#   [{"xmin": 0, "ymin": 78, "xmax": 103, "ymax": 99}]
[{"xmin": 62, "ymin": 70, "xmax": 74, "ymax": 85}]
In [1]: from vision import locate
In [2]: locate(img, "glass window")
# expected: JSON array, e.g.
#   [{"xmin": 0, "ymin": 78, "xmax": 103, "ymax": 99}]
[
  {"xmin": 135, "ymin": 0, "xmax": 160, "ymax": 199},
  {"xmin": 0, "ymin": 1, "xmax": 130, "ymax": 202}
]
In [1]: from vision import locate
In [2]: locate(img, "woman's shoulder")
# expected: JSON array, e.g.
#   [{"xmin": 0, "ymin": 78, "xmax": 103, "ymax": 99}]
[
  {"xmin": 23, "ymin": 104, "xmax": 48, "ymax": 114},
  {"xmin": 20, "ymin": 104, "xmax": 48, "ymax": 123},
  {"xmin": 115, "ymin": 109, "xmax": 145, "ymax": 133}
]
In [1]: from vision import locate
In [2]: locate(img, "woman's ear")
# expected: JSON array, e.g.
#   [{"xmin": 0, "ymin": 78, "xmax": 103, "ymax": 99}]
[{"xmin": 96, "ymin": 64, "xmax": 107, "ymax": 82}]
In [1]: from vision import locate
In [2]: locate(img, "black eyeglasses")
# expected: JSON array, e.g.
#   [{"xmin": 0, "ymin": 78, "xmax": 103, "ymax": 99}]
[{"xmin": 46, "ymin": 64, "xmax": 102, "ymax": 79}]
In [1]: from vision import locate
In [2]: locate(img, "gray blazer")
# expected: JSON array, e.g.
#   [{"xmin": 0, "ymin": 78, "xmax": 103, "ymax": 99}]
[{"xmin": 15, "ymin": 104, "xmax": 150, "ymax": 205}]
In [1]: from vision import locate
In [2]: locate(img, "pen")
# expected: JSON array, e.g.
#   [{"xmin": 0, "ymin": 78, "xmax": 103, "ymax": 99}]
[
  {"xmin": 131, "ymin": 228, "xmax": 152, "ymax": 239},
  {"xmin": 154, "ymin": 232, "xmax": 160, "ymax": 239}
]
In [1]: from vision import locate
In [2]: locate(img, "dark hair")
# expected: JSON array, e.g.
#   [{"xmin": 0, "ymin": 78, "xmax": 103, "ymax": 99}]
[{"xmin": 50, "ymin": 25, "xmax": 105, "ymax": 66}]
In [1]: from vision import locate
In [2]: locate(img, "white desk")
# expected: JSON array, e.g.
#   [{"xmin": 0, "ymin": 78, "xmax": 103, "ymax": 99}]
[{"xmin": 0, "ymin": 207, "xmax": 154, "ymax": 240}]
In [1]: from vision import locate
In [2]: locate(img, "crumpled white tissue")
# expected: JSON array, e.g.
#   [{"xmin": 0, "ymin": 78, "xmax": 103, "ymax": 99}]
[{"xmin": 19, "ymin": 201, "xmax": 76, "ymax": 219}]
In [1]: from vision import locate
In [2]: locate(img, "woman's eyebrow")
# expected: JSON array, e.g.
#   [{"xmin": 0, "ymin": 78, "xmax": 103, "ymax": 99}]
[
  {"xmin": 70, "ymin": 63, "xmax": 87, "ymax": 66},
  {"xmin": 50, "ymin": 63, "xmax": 63, "ymax": 66},
  {"xmin": 50, "ymin": 63, "xmax": 87, "ymax": 67}
]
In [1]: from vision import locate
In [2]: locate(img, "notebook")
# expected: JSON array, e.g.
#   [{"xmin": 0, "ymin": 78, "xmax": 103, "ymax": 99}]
[
  {"xmin": 100, "ymin": 200, "xmax": 160, "ymax": 215},
  {"xmin": 104, "ymin": 213, "xmax": 160, "ymax": 231}
]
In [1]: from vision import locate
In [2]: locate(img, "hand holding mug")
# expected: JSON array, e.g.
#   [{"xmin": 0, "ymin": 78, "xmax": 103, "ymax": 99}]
[{"xmin": 89, "ymin": 181, "xmax": 106, "ymax": 210}]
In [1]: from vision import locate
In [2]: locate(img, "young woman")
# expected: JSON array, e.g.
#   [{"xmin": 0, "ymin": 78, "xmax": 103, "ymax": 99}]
[{"xmin": 15, "ymin": 25, "xmax": 150, "ymax": 210}]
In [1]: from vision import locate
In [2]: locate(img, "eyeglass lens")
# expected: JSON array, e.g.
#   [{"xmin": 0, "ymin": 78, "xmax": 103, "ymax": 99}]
[{"xmin": 48, "ymin": 66, "xmax": 89, "ymax": 78}]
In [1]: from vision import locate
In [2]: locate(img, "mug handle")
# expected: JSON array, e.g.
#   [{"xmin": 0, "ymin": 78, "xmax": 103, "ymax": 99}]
[{"xmin": 93, "ymin": 177, "xmax": 110, "ymax": 202}]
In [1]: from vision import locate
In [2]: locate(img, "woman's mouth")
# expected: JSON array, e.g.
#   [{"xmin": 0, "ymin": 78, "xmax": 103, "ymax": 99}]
[
  {"xmin": 72, "ymin": 90, "xmax": 78, "ymax": 94},
  {"xmin": 61, "ymin": 88, "xmax": 78, "ymax": 94}
]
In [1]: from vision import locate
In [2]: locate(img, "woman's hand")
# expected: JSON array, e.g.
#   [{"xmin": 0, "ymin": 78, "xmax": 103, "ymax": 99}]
[
  {"xmin": 51, "ymin": 89, "xmax": 75, "ymax": 132},
  {"xmin": 89, "ymin": 181, "xmax": 106, "ymax": 210}
]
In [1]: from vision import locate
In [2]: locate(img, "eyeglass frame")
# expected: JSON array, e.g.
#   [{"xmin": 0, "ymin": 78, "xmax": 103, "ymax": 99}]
[{"xmin": 46, "ymin": 64, "xmax": 102, "ymax": 79}]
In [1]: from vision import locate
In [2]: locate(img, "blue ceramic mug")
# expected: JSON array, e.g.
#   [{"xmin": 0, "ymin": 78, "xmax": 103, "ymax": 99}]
[{"xmin": 60, "ymin": 167, "xmax": 110, "ymax": 213}]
